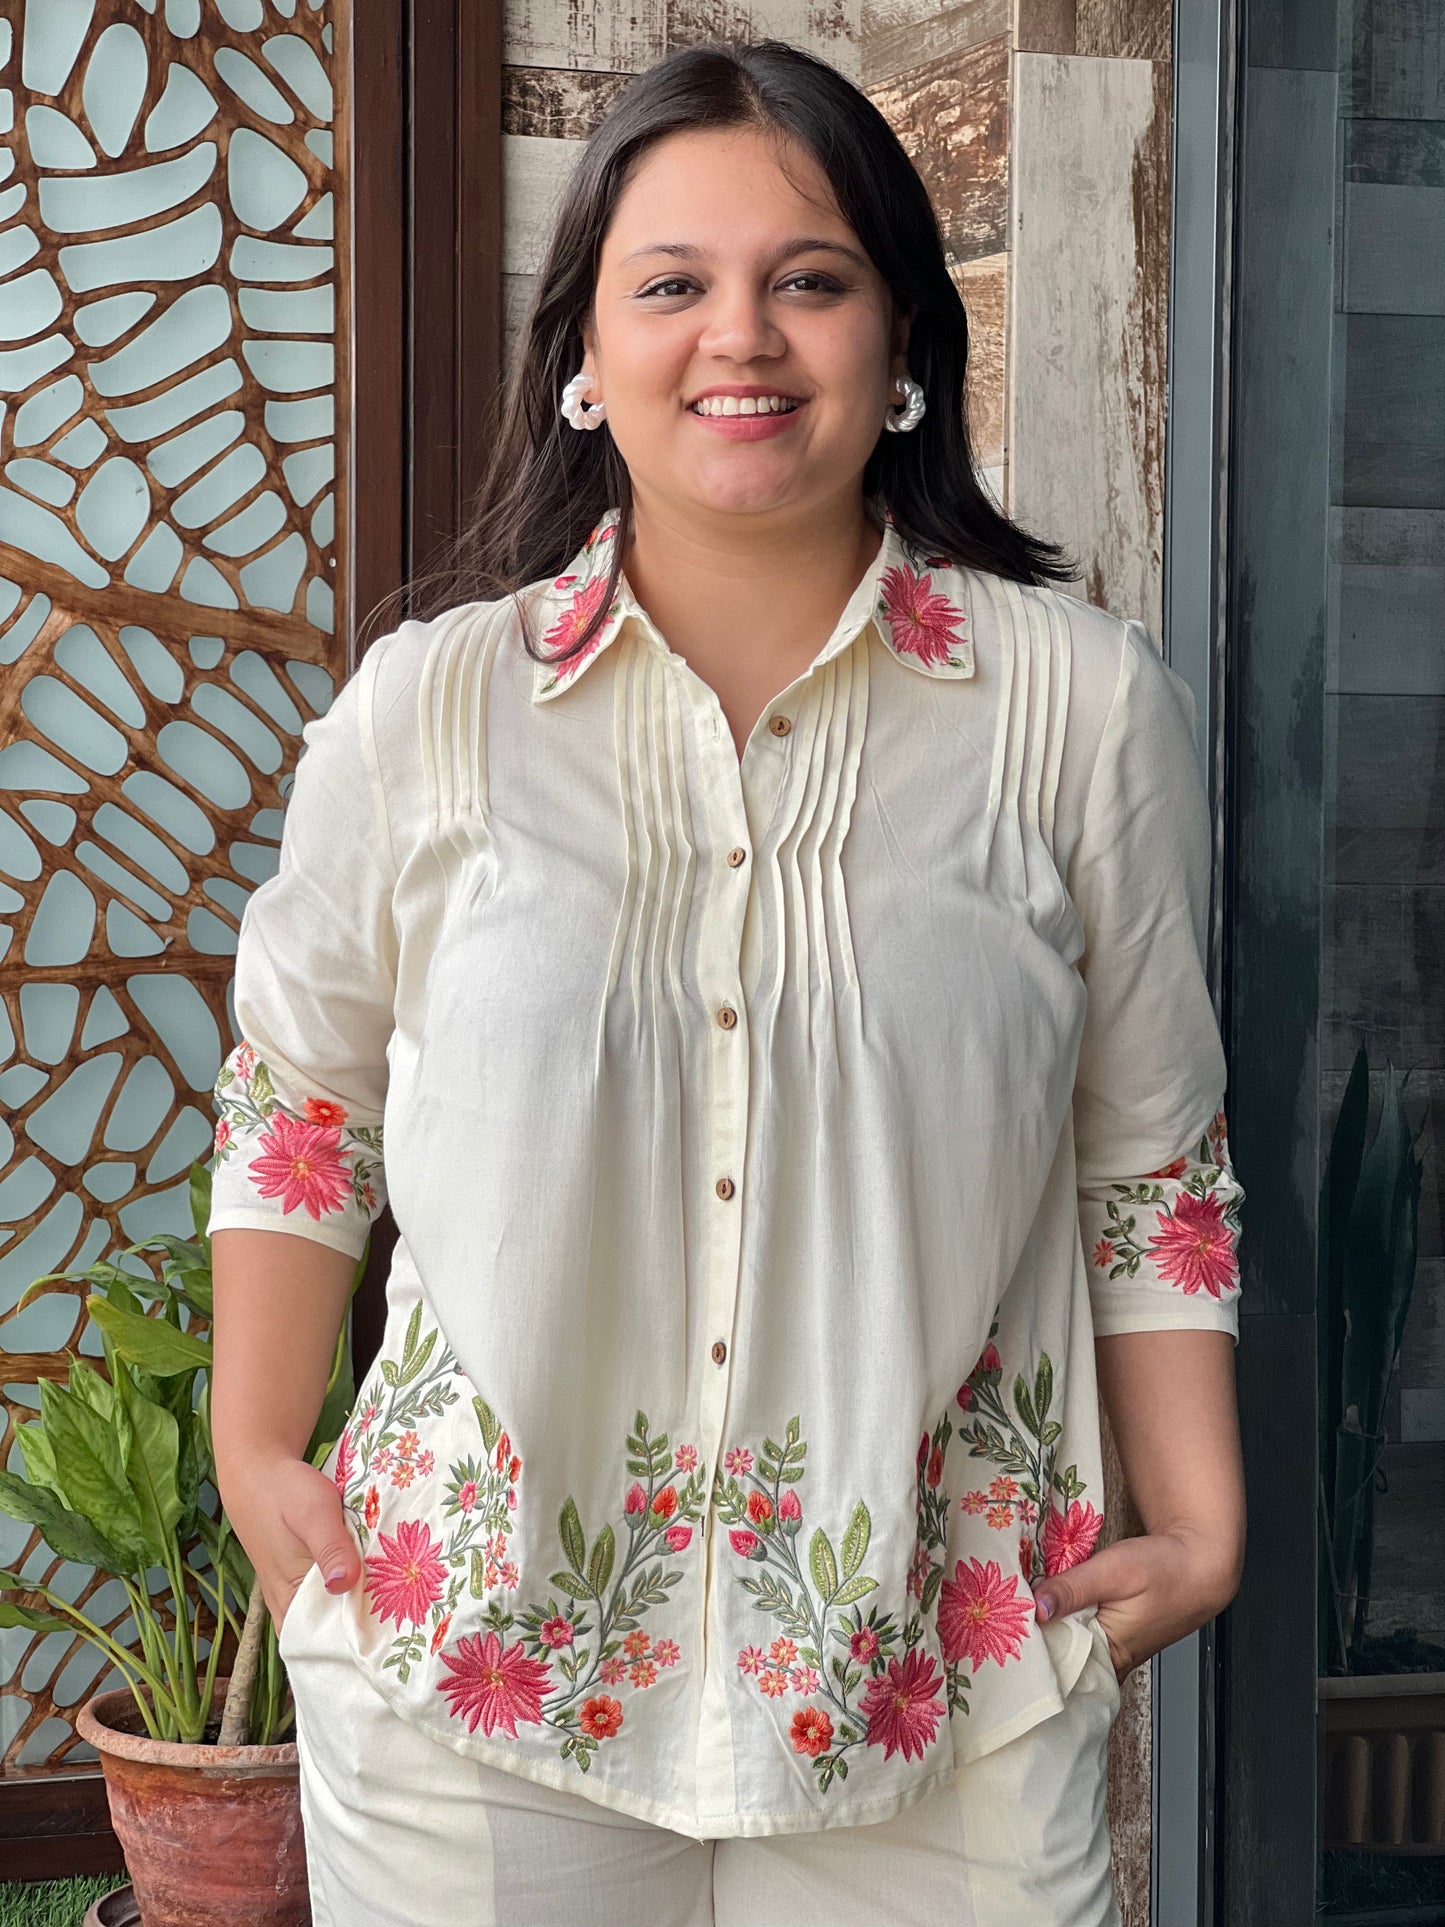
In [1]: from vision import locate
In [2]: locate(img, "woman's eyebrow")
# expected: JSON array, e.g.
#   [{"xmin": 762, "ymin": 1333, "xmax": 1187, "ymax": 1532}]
[{"xmin": 617, "ymin": 237, "xmax": 869, "ymax": 270}]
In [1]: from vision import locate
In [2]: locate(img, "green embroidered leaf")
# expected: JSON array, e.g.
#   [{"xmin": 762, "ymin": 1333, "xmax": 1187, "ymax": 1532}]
[
  {"xmin": 835, "ymin": 1756, "xmax": 849, "ymax": 1780},
  {"xmin": 1014, "ymin": 1376, "xmax": 1040, "ymax": 1437},
  {"xmin": 470, "ymin": 1548, "xmax": 487, "ymax": 1598},
  {"xmin": 920, "ymin": 1565, "xmax": 944, "ymax": 1614},
  {"xmin": 548, "ymin": 1571, "xmax": 593, "ymax": 1600},
  {"xmin": 1041, "ymin": 1420, "xmax": 1062, "ymax": 1447},
  {"xmin": 785, "ymin": 1416, "xmax": 800, "ymax": 1444},
  {"xmin": 379, "ymin": 1359, "xmax": 399, "ymax": 1387},
  {"xmin": 838, "ymin": 1724, "xmax": 859, "ymax": 1744},
  {"xmin": 762, "ymin": 1437, "xmax": 783, "ymax": 1461},
  {"xmin": 625, "ymin": 1457, "xmax": 652, "ymax": 1477},
  {"xmin": 777, "ymin": 1466, "xmax": 805, "ymax": 1483},
  {"xmin": 397, "ymin": 1330, "xmax": 436, "ymax": 1386},
  {"xmin": 809, "ymin": 1528, "xmax": 839, "ymax": 1603},
  {"xmin": 799, "ymin": 1646, "xmax": 821, "ymax": 1667},
  {"xmin": 1033, "ymin": 1356, "xmax": 1054, "ymax": 1425},
  {"xmin": 758, "ymin": 1459, "xmax": 778, "ymax": 1484},
  {"xmin": 634, "ymin": 1410, "xmax": 648, "ymax": 1439},
  {"xmin": 473, "ymin": 1395, "xmax": 500, "ymax": 1454},
  {"xmin": 831, "ymin": 1573, "xmax": 877, "ymax": 1608},
  {"xmin": 558, "ymin": 1497, "xmax": 586, "ymax": 1575},
  {"xmin": 840, "ymin": 1500, "xmax": 870, "ymax": 1579},
  {"xmin": 250, "ymin": 1060, "xmax": 276, "ymax": 1109},
  {"xmin": 587, "ymin": 1524, "xmax": 615, "ymax": 1595}
]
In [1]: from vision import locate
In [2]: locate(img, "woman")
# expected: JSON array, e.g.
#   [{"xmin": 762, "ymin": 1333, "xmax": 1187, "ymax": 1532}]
[{"xmin": 210, "ymin": 37, "xmax": 1247, "ymax": 1927}]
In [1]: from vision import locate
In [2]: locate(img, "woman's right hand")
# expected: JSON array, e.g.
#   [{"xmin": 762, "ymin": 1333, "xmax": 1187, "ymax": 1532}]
[{"xmin": 225, "ymin": 1452, "xmax": 364, "ymax": 1639}]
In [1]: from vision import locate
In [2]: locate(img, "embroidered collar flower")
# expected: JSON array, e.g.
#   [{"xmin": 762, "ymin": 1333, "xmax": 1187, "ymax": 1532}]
[{"xmin": 530, "ymin": 509, "xmax": 976, "ymax": 702}]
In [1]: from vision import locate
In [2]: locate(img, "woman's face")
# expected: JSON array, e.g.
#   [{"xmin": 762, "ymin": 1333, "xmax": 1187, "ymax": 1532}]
[{"xmin": 581, "ymin": 124, "xmax": 906, "ymax": 525}]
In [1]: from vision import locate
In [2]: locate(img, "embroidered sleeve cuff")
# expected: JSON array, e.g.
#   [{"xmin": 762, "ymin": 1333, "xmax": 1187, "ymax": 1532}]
[
  {"xmin": 1079, "ymin": 1110, "xmax": 1244, "ymax": 1343},
  {"xmin": 207, "ymin": 1039, "xmax": 387, "ymax": 1262}
]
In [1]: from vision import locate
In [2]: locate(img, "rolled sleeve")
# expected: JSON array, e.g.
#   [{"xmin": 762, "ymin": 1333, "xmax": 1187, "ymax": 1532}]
[
  {"xmin": 207, "ymin": 640, "xmax": 399, "ymax": 1262},
  {"xmin": 1068, "ymin": 619, "xmax": 1245, "ymax": 1341}
]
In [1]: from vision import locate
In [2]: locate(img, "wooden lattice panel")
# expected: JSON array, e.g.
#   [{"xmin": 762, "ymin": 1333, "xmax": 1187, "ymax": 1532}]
[{"xmin": 0, "ymin": 0, "xmax": 349, "ymax": 1773}]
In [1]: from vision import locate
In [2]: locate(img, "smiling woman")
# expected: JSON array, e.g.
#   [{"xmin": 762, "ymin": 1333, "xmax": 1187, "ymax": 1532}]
[{"xmin": 208, "ymin": 36, "xmax": 1246, "ymax": 1927}]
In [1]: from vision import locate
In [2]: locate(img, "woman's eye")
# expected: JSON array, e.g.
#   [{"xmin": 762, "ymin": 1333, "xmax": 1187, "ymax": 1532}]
[{"xmin": 637, "ymin": 273, "xmax": 847, "ymax": 299}]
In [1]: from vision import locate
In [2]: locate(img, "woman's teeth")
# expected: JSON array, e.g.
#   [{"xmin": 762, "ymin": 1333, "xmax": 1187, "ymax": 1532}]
[{"xmin": 690, "ymin": 396, "xmax": 801, "ymax": 417}]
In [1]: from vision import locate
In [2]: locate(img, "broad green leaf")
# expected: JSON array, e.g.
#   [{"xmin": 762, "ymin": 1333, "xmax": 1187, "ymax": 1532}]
[
  {"xmin": 115, "ymin": 1363, "xmax": 182, "ymax": 1558},
  {"xmin": 586, "ymin": 1524, "xmax": 615, "ymax": 1596},
  {"xmin": 558, "ymin": 1498, "xmax": 587, "ymax": 1574},
  {"xmin": 397, "ymin": 1331, "xmax": 436, "ymax": 1386},
  {"xmin": 0, "ymin": 1599, "xmax": 76, "ymax": 1634},
  {"xmin": 809, "ymin": 1528, "xmax": 838, "ymax": 1603},
  {"xmin": 840, "ymin": 1501, "xmax": 870, "ymax": 1580},
  {"xmin": 188, "ymin": 1161, "xmax": 213, "ymax": 1241},
  {"xmin": 831, "ymin": 1573, "xmax": 877, "ymax": 1607},
  {"xmin": 38, "ymin": 1378, "xmax": 146, "ymax": 1557},
  {"xmin": 547, "ymin": 1571, "xmax": 593, "ymax": 1601},
  {"xmin": 473, "ymin": 1395, "xmax": 500, "ymax": 1455},
  {"xmin": 1034, "ymin": 1356, "xmax": 1054, "ymax": 1426},
  {"xmin": 0, "ymin": 1468, "xmax": 136, "ymax": 1574},
  {"xmin": 87, "ymin": 1297, "xmax": 211, "ymax": 1376},
  {"xmin": 16, "ymin": 1424, "xmax": 66, "ymax": 1505}
]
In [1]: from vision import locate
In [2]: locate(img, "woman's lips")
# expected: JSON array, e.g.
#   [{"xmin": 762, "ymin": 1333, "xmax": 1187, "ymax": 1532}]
[{"xmin": 685, "ymin": 400, "xmax": 808, "ymax": 440}]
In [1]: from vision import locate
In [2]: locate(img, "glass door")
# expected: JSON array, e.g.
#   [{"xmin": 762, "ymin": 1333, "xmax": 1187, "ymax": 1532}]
[{"xmin": 1222, "ymin": 2, "xmax": 1445, "ymax": 1920}]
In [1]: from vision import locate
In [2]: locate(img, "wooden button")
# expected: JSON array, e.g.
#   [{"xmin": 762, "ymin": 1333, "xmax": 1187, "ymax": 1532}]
[
  {"xmin": 768, "ymin": 714, "xmax": 792, "ymax": 736},
  {"xmin": 715, "ymin": 1176, "xmax": 735, "ymax": 1200},
  {"xmin": 711, "ymin": 1340, "xmax": 727, "ymax": 1365},
  {"xmin": 726, "ymin": 846, "xmax": 747, "ymax": 867},
  {"xmin": 717, "ymin": 1004, "xmax": 737, "ymax": 1029}
]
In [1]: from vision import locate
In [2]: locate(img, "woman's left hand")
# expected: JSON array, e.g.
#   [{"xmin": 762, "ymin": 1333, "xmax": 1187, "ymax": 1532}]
[{"xmin": 1031, "ymin": 1525, "xmax": 1241, "ymax": 1680}]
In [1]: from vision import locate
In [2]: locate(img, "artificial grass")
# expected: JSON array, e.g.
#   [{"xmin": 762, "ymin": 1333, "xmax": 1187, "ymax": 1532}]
[{"xmin": 0, "ymin": 1874, "xmax": 127, "ymax": 1926}]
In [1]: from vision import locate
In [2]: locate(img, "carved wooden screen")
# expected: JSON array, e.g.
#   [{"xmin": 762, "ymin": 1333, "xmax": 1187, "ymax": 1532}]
[{"xmin": 0, "ymin": 0, "xmax": 350, "ymax": 1780}]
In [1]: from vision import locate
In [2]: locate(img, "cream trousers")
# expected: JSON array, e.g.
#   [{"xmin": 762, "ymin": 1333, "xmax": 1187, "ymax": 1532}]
[{"xmin": 280, "ymin": 1566, "xmax": 1124, "ymax": 1927}]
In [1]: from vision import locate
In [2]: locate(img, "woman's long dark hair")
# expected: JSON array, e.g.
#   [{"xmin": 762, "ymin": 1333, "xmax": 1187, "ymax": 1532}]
[{"xmin": 403, "ymin": 38, "xmax": 1079, "ymax": 675}]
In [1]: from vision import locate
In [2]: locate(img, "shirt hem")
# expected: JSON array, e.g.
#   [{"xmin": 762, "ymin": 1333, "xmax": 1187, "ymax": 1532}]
[{"xmin": 206, "ymin": 1205, "xmax": 370, "ymax": 1260}]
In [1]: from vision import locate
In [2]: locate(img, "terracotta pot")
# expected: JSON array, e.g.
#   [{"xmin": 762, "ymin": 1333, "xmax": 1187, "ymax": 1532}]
[{"xmin": 75, "ymin": 1676, "xmax": 309, "ymax": 1927}]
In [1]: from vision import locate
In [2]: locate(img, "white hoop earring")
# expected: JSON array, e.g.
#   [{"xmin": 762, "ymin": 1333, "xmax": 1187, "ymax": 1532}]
[
  {"xmin": 561, "ymin": 372, "xmax": 607, "ymax": 431},
  {"xmin": 884, "ymin": 375, "xmax": 926, "ymax": 434}
]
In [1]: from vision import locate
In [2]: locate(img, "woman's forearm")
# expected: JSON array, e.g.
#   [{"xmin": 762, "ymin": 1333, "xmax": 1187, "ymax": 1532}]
[
  {"xmin": 1094, "ymin": 1328, "xmax": 1247, "ymax": 1607},
  {"xmin": 210, "ymin": 1227, "xmax": 356, "ymax": 1495}
]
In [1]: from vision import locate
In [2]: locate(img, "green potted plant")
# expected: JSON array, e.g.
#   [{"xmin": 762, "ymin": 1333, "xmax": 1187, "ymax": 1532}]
[{"xmin": 0, "ymin": 1161, "xmax": 364, "ymax": 1927}]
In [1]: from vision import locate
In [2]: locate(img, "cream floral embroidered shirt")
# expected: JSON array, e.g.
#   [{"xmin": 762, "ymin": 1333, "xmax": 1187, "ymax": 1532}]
[{"xmin": 208, "ymin": 508, "xmax": 1245, "ymax": 1839}]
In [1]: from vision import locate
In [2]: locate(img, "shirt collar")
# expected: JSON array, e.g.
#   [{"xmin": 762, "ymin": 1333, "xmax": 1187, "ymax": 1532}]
[{"xmin": 529, "ymin": 509, "xmax": 977, "ymax": 703}]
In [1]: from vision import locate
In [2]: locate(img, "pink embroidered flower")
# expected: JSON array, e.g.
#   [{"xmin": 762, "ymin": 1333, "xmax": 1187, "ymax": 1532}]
[
  {"xmin": 849, "ymin": 1627, "xmax": 880, "ymax": 1664},
  {"xmin": 372, "ymin": 1446, "xmax": 393, "ymax": 1473},
  {"xmin": 364, "ymin": 1484, "xmax": 380, "ymax": 1529},
  {"xmin": 214, "ymin": 1118, "xmax": 231, "ymax": 1153},
  {"xmin": 1017, "ymin": 1498, "xmax": 1039, "ymax": 1525},
  {"xmin": 1092, "ymin": 1237, "xmax": 1116, "ymax": 1269},
  {"xmin": 541, "ymin": 575, "xmax": 611, "ymax": 680},
  {"xmin": 430, "ymin": 1612, "xmax": 452, "ymax": 1655},
  {"xmin": 1041, "ymin": 1499, "xmax": 1103, "ymax": 1576},
  {"xmin": 624, "ymin": 1481, "xmax": 648, "ymax": 1517},
  {"xmin": 391, "ymin": 1460, "xmax": 416, "ymax": 1489},
  {"xmin": 248, "ymin": 1113, "xmax": 351, "ymax": 1220},
  {"xmin": 397, "ymin": 1431, "xmax": 421, "ymax": 1457},
  {"xmin": 956, "ymin": 1381, "xmax": 974, "ymax": 1410},
  {"xmin": 791, "ymin": 1705, "xmax": 833, "ymax": 1758},
  {"xmin": 506, "ymin": 1489, "xmax": 517, "ymax": 1510},
  {"xmin": 879, "ymin": 564, "xmax": 967, "ymax": 668},
  {"xmin": 746, "ymin": 1491, "xmax": 774, "ymax": 1526},
  {"xmin": 508, "ymin": 1454, "xmax": 522, "ymax": 1481},
  {"xmin": 724, "ymin": 1447, "xmax": 753, "ymax": 1477},
  {"xmin": 622, "ymin": 1629, "xmax": 651, "ymax": 1659},
  {"xmin": 988, "ymin": 1475, "xmax": 1019, "ymax": 1502},
  {"xmin": 332, "ymin": 1428, "xmax": 356, "ymax": 1493},
  {"xmin": 662, "ymin": 1523, "xmax": 693, "ymax": 1552},
  {"xmin": 789, "ymin": 1663, "xmax": 820, "ymax": 1696},
  {"xmin": 937, "ymin": 1557, "xmax": 1032, "ymax": 1669},
  {"xmin": 1146, "ymin": 1190, "xmax": 1239, "ymax": 1298},
  {"xmin": 674, "ymin": 1444, "xmax": 698, "ymax": 1473},
  {"xmin": 356, "ymin": 1401, "xmax": 378, "ymax": 1432},
  {"xmin": 494, "ymin": 1431, "xmax": 511, "ymax": 1469},
  {"xmin": 437, "ymin": 1630, "xmax": 551, "ymax": 1738},
  {"xmin": 728, "ymin": 1527, "xmax": 760, "ymax": 1557},
  {"xmin": 860, "ymin": 1648, "xmax": 945, "ymax": 1761},
  {"xmin": 926, "ymin": 1445, "xmax": 944, "ymax": 1490},
  {"xmin": 653, "ymin": 1638, "xmax": 680, "ymax": 1668},
  {"xmin": 415, "ymin": 1450, "xmax": 435, "ymax": 1477},
  {"xmin": 986, "ymin": 1502, "xmax": 1014, "ymax": 1529},
  {"xmin": 906, "ymin": 1540, "xmax": 932, "ymax": 1599},
  {"xmin": 978, "ymin": 1343, "xmax": 1002, "ymax": 1374},
  {"xmin": 768, "ymin": 1636, "xmax": 797, "ymax": 1667},
  {"xmin": 302, "ymin": 1095, "xmax": 348, "ymax": 1128},
  {"xmin": 759, "ymin": 1668, "xmax": 789, "ymax": 1699},
  {"xmin": 737, "ymin": 1645, "xmax": 766, "ymax": 1676},
  {"xmin": 499, "ymin": 1560, "xmax": 519, "ymax": 1588},
  {"xmin": 960, "ymin": 1490, "xmax": 988, "ymax": 1515},
  {"xmin": 580, "ymin": 1694, "xmax": 623, "ymax": 1740},
  {"xmin": 629, "ymin": 1658, "xmax": 658, "ymax": 1689},
  {"xmin": 916, "ymin": 1433, "xmax": 930, "ymax": 1475},
  {"xmin": 538, "ymin": 1615, "xmax": 575, "ymax": 1650},
  {"xmin": 651, "ymin": 1485, "xmax": 678, "ymax": 1520},
  {"xmin": 1019, "ymin": 1533, "xmax": 1034, "ymax": 1578},
  {"xmin": 599, "ymin": 1656, "xmax": 627, "ymax": 1684},
  {"xmin": 778, "ymin": 1488, "xmax": 802, "ymax": 1524},
  {"xmin": 363, "ymin": 1518, "xmax": 447, "ymax": 1629},
  {"xmin": 234, "ymin": 1042, "xmax": 256, "ymax": 1079}
]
